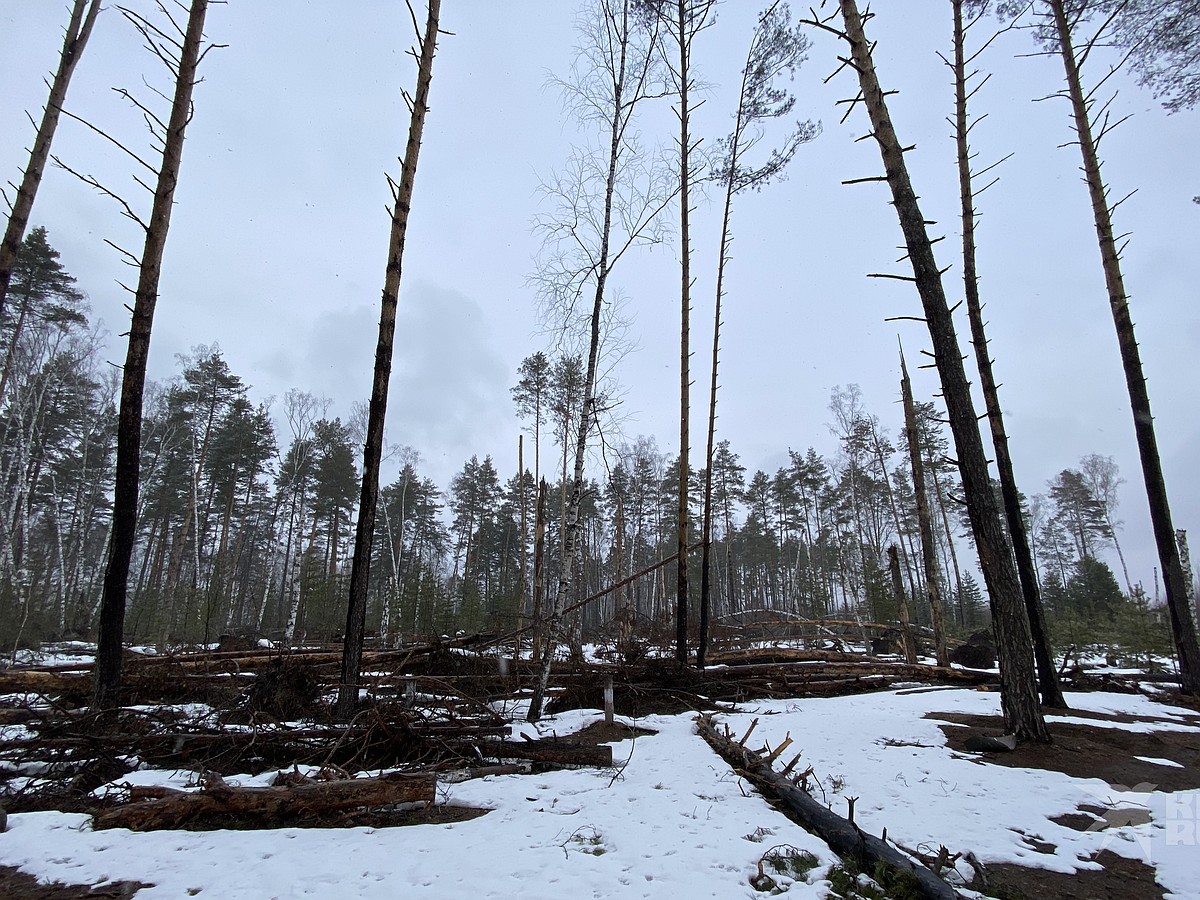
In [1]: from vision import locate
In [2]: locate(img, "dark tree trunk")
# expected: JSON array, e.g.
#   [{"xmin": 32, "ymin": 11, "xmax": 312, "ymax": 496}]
[
  {"xmin": 0, "ymin": 0, "xmax": 102, "ymax": 321},
  {"xmin": 1047, "ymin": 0, "xmax": 1200, "ymax": 695},
  {"xmin": 336, "ymin": 0, "xmax": 441, "ymax": 721},
  {"xmin": 951, "ymin": 0, "xmax": 1065, "ymax": 708},
  {"xmin": 837, "ymin": 0, "xmax": 1047, "ymax": 742},
  {"xmin": 94, "ymin": 0, "xmax": 210, "ymax": 710}
]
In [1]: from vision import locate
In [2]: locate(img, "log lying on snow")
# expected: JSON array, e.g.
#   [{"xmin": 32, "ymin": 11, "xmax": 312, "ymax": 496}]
[
  {"xmin": 93, "ymin": 771, "xmax": 436, "ymax": 831},
  {"xmin": 695, "ymin": 715, "xmax": 960, "ymax": 900},
  {"xmin": 480, "ymin": 738, "xmax": 613, "ymax": 769}
]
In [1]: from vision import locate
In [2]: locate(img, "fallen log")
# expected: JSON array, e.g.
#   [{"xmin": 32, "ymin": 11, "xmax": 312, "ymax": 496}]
[
  {"xmin": 93, "ymin": 770, "xmax": 436, "ymax": 831},
  {"xmin": 479, "ymin": 739, "xmax": 612, "ymax": 769},
  {"xmin": 695, "ymin": 714, "xmax": 960, "ymax": 900},
  {"xmin": 0, "ymin": 708, "xmax": 37, "ymax": 725},
  {"xmin": 706, "ymin": 660, "xmax": 993, "ymax": 682},
  {"xmin": 0, "ymin": 670, "xmax": 89, "ymax": 694}
]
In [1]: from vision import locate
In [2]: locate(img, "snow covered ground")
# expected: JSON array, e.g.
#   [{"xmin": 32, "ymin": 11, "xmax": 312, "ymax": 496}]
[{"xmin": 2, "ymin": 686, "xmax": 1198, "ymax": 899}]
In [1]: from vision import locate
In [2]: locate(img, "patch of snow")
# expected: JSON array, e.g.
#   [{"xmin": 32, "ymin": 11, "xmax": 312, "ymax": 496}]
[{"xmin": 1135, "ymin": 756, "xmax": 1185, "ymax": 769}]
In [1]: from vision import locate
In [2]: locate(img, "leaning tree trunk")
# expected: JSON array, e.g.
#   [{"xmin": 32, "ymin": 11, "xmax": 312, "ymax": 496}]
[
  {"xmin": 94, "ymin": 0, "xmax": 210, "ymax": 710},
  {"xmin": 837, "ymin": 0, "xmax": 1047, "ymax": 742},
  {"xmin": 0, "ymin": 0, "xmax": 102, "ymax": 322},
  {"xmin": 899, "ymin": 350, "xmax": 948, "ymax": 667},
  {"xmin": 336, "ymin": 0, "xmax": 441, "ymax": 722},
  {"xmin": 950, "ymin": 0, "xmax": 1065, "ymax": 708},
  {"xmin": 1047, "ymin": 0, "xmax": 1200, "ymax": 695}
]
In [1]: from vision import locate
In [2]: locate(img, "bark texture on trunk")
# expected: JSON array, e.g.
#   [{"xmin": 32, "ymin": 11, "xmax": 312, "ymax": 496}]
[
  {"xmin": 839, "ymin": 0, "xmax": 1047, "ymax": 742},
  {"xmin": 94, "ymin": 0, "xmax": 211, "ymax": 710},
  {"xmin": 337, "ymin": 0, "xmax": 441, "ymax": 722},
  {"xmin": 1048, "ymin": 0, "xmax": 1200, "ymax": 695},
  {"xmin": 951, "ymin": 0, "xmax": 1065, "ymax": 708},
  {"xmin": 0, "ymin": 0, "xmax": 102, "ymax": 321}
]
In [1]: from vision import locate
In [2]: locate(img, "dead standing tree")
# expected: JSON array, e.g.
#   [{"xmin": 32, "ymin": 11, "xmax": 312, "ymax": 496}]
[
  {"xmin": 338, "ymin": 0, "xmax": 442, "ymax": 722},
  {"xmin": 0, "ymin": 0, "xmax": 103, "ymax": 323},
  {"xmin": 805, "ymin": 0, "xmax": 1048, "ymax": 742},
  {"xmin": 1035, "ymin": 0, "xmax": 1200, "ymax": 694},
  {"xmin": 945, "ymin": 0, "xmax": 1065, "ymax": 707},
  {"xmin": 899, "ymin": 347, "xmax": 949, "ymax": 668},
  {"xmin": 697, "ymin": 0, "xmax": 817, "ymax": 667},
  {"xmin": 527, "ymin": 0, "xmax": 673, "ymax": 722},
  {"xmin": 638, "ymin": 0, "xmax": 717, "ymax": 670},
  {"xmin": 90, "ymin": 0, "xmax": 218, "ymax": 710}
]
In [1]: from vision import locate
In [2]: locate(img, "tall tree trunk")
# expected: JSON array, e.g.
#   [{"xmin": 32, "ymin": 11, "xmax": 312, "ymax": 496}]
[
  {"xmin": 0, "ymin": 0, "xmax": 102, "ymax": 321},
  {"xmin": 337, "ymin": 0, "xmax": 441, "ymax": 721},
  {"xmin": 950, "ymin": 0, "xmax": 1065, "ymax": 707},
  {"xmin": 1047, "ymin": 0, "xmax": 1200, "ymax": 695},
  {"xmin": 518, "ymin": 435, "xmax": 528, "ymax": 655},
  {"xmin": 836, "ymin": 0, "xmax": 1047, "ymax": 741},
  {"xmin": 701, "ymin": 126, "xmax": 739, "ymax": 666},
  {"xmin": 899, "ymin": 351, "xmax": 949, "ymax": 666},
  {"xmin": 672, "ymin": 0, "xmax": 693, "ymax": 670},
  {"xmin": 93, "ymin": 0, "xmax": 211, "ymax": 710},
  {"xmin": 531, "ymin": 479, "xmax": 548, "ymax": 663}
]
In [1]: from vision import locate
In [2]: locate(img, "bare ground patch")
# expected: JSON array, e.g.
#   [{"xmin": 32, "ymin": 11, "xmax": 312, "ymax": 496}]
[{"xmin": 928, "ymin": 709, "xmax": 1200, "ymax": 791}]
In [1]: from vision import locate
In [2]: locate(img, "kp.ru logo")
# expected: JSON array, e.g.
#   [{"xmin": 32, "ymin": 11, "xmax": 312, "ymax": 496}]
[{"xmin": 1165, "ymin": 793, "xmax": 1200, "ymax": 847}]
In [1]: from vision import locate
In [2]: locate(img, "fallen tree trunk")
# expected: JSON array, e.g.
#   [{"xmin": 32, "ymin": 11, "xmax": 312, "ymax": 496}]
[
  {"xmin": 695, "ymin": 714, "xmax": 960, "ymax": 900},
  {"xmin": 703, "ymin": 660, "xmax": 995, "ymax": 684},
  {"xmin": 480, "ymin": 739, "xmax": 613, "ymax": 769},
  {"xmin": 93, "ymin": 770, "xmax": 436, "ymax": 831}
]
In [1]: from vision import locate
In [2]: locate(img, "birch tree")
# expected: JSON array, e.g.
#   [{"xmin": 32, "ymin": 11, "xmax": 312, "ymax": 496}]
[{"xmin": 528, "ymin": 0, "xmax": 673, "ymax": 721}]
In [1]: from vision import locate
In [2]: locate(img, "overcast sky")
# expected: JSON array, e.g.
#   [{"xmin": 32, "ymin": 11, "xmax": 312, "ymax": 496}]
[{"xmin": 2, "ymin": 1, "xmax": 1197, "ymax": 594}]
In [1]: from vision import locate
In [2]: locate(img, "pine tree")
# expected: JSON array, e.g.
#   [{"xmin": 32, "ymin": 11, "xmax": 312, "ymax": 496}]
[
  {"xmin": 0, "ymin": 227, "xmax": 87, "ymax": 406},
  {"xmin": 0, "ymin": 0, "xmax": 102, "ymax": 322}
]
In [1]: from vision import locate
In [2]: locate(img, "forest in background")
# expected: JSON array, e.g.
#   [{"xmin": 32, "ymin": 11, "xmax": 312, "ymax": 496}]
[{"xmin": 0, "ymin": 225, "xmax": 1169, "ymax": 659}]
